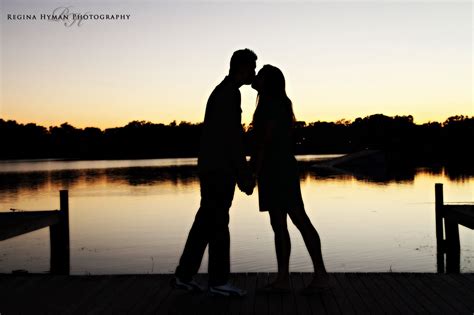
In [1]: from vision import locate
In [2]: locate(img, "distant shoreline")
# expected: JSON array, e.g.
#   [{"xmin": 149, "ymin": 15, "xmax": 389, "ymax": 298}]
[
  {"xmin": 1, "ymin": 115, "xmax": 472, "ymax": 163},
  {"xmin": 0, "ymin": 154, "xmax": 343, "ymax": 164}
]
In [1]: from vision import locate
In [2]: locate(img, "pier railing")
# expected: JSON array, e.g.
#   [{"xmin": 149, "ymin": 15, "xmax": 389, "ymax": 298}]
[
  {"xmin": 0, "ymin": 190, "xmax": 70, "ymax": 274},
  {"xmin": 435, "ymin": 183, "xmax": 474, "ymax": 273}
]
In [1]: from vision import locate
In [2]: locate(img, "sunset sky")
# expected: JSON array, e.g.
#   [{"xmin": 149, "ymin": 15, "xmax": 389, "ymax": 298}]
[{"xmin": 1, "ymin": 0, "xmax": 472, "ymax": 129}]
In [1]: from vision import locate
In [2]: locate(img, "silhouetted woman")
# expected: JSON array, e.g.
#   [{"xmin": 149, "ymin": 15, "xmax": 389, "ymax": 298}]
[{"xmin": 251, "ymin": 65, "xmax": 330, "ymax": 293}]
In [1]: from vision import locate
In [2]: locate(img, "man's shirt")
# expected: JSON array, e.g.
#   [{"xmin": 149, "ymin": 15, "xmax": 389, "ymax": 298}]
[{"xmin": 198, "ymin": 76, "xmax": 246, "ymax": 175}]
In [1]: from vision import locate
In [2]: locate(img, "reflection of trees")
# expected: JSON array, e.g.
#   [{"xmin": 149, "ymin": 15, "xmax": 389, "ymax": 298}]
[
  {"xmin": 0, "ymin": 162, "xmax": 472, "ymax": 201},
  {"xmin": 1, "ymin": 115, "xmax": 472, "ymax": 164},
  {"xmin": 443, "ymin": 165, "xmax": 474, "ymax": 182},
  {"xmin": 0, "ymin": 166, "xmax": 199, "ymax": 200},
  {"xmin": 107, "ymin": 166, "xmax": 199, "ymax": 186},
  {"xmin": 298, "ymin": 161, "xmax": 473, "ymax": 184},
  {"xmin": 299, "ymin": 163, "xmax": 419, "ymax": 184}
]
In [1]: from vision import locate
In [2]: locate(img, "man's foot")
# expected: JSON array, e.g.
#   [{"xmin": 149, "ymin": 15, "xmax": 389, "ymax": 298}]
[
  {"xmin": 209, "ymin": 282, "xmax": 247, "ymax": 297},
  {"xmin": 171, "ymin": 277, "xmax": 205, "ymax": 292}
]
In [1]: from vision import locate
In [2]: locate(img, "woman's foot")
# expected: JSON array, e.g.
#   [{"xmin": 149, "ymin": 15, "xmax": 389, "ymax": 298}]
[
  {"xmin": 309, "ymin": 274, "xmax": 330, "ymax": 286},
  {"xmin": 300, "ymin": 274, "xmax": 332, "ymax": 295},
  {"xmin": 272, "ymin": 278, "xmax": 291, "ymax": 290},
  {"xmin": 257, "ymin": 279, "xmax": 291, "ymax": 294}
]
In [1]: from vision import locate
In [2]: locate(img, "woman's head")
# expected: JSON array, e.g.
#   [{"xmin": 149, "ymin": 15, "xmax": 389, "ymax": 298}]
[
  {"xmin": 252, "ymin": 65, "xmax": 295, "ymax": 125},
  {"xmin": 251, "ymin": 64, "xmax": 286, "ymax": 97}
]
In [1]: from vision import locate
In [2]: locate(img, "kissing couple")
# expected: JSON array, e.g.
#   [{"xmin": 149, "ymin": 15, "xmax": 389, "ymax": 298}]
[{"xmin": 172, "ymin": 49, "xmax": 329, "ymax": 296}]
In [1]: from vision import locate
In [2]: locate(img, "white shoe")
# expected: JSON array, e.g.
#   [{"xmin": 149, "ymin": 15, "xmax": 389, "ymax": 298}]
[
  {"xmin": 171, "ymin": 277, "xmax": 205, "ymax": 292},
  {"xmin": 209, "ymin": 282, "xmax": 247, "ymax": 297}
]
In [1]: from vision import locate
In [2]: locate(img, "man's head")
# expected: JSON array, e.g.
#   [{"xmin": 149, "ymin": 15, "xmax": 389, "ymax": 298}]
[{"xmin": 229, "ymin": 48, "xmax": 257, "ymax": 85}]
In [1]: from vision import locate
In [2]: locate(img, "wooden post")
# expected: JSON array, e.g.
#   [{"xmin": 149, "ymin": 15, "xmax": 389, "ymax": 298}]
[
  {"xmin": 445, "ymin": 216, "xmax": 460, "ymax": 273},
  {"xmin": 435, "ymin": 183, "xmax": 445, "ymax": 273},
  {"xmin": 50, "ymin": 190, "xmax": 70, "ymax": 275}
]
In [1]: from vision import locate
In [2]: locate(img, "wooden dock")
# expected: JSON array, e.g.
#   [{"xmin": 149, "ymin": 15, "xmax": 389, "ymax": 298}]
[
  {"xmin": 0, "ymin": 190, "xmax": 70, "ymax": 275},
  {"xmin": 435, "ymin": 183, "xmax": 474, "ymax": 273},
  {"xmin": 0, "ymin": 273, "xmax": 473, "ymax": 314}
]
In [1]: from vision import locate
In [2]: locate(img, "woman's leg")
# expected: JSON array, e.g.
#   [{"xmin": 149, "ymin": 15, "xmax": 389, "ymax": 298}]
[
  {"xmin": 269, "ymin": 210, "xmax": 291, "ymax": 287},
  {"xmin": 288, "ymin": 205, "xmax": 329, "ymax": 285}
]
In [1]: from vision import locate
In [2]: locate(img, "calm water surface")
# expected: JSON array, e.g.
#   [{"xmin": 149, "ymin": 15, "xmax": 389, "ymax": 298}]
[{"xmin": 0, "ymin": 156, "xmax": 472, "ymax": 274}]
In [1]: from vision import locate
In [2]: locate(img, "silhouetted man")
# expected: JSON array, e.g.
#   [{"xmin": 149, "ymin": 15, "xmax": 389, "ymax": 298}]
[{"xmin": 173, "ymin": 49, "xmax": 257, "ymax": 296}]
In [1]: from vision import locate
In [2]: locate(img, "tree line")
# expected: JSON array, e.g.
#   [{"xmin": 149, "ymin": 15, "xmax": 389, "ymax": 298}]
[{"xmin": 1, "ymin": 114, "xmax": 472, "ymax": 164}]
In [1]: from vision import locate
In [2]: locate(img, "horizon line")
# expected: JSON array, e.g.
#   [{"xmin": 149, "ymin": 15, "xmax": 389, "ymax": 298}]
[{"xmin": 1, "ymin": 113, "xmax": 473, "ymax": 131}]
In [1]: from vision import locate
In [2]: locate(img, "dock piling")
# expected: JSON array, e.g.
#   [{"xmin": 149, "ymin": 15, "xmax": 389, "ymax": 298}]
[{"xmin": 50, "ymin": 190, "xmax": 70, "ymax": 275}]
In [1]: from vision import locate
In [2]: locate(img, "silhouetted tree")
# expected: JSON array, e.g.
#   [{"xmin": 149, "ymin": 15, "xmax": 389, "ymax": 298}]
[{"xmin": 0, "ymin": 115, "xmax": 472, "ymax": 165}]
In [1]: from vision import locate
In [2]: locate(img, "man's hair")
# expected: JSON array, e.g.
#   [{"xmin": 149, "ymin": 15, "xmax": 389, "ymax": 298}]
[{"xmin": 229, "ymin": 49, "xmax": 257, "ymax": 74}]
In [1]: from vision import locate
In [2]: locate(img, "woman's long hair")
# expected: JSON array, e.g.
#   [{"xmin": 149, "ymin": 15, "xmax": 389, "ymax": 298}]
[{"xmin": 252, "ymin": 65, "xmax": 296, "ymax": 129}]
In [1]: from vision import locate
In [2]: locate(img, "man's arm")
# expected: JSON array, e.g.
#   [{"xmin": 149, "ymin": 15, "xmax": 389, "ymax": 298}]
[
  {"xmin": 250, "ymin": 120, "xmax": 276, "ymax": 176},
  {"xmin": 225, "ymin": 90, "xmax": 254, "ymax": 194}
]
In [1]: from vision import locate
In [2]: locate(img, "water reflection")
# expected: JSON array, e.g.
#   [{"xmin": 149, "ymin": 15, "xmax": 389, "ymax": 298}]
[
  {"xmin": 0, "ymin": 158, "xmax": 472, "ymax": 274},
  {"xmin": 311, "ymin": 162, "xmax": 474, "ymax": 184},
  {"xmin": 1, "ymin": 161, "xmax": 472, "ymax": 202},
  {"xmin": 0, "ymin": 166, "xmax": 199, "ymax": 202}
]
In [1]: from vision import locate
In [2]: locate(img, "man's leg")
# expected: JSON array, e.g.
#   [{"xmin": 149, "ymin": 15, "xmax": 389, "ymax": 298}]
[
  {"xmin": 174, "ymin": 207, "xmax": 210, "ymax": 282},
  {"xmin": 174, "ymin": 175, "xmax": 214, "ymax": 282},
  {"xmin": 200, "ymin": 173, "xmax": 247, "ymax": 296},
  {"xmin": 207, "ymin": 173, "xmax": 236, "ymax": 286}
]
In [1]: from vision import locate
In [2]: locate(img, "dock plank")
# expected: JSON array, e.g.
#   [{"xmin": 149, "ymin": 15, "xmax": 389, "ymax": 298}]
[
  {"xmin": 436, "ymin": 274, "xmax": 474, "ymax": 311},
  {"xmin": 71, "ymin": 275, "xmax": 137, "ymax": 314},
  {"xmin": 309, "ymin": 273, "xmax": 340, "ymax": 315},
  {"xmin": 128, "ymin": 274, "xmax": 173, "ymax": 313},
  {"xmin": 325, "ymin": 273, "xmax": 355, "ymax": 315},
  {"xmin": 290, "ymin": 273, "xmax": 312, "ymax": 315},
  {"xmin": 0, "ymin": 211, "xmax": 60, "ymax": 241},
  {"xmin": 404, "ymin": 273, "xmax": 457, "ymax": 314},
  {"xmin": 47, "ymin": 275, "xmax": 116, "ymax": 314},
  {"xmin": 0, "ymin": 273, "xmax": 473, "ymax": 315},
  {"xmin": 302, "ymin": 272, "xmax": 327, "ymax": 315},
  {"xmin": 228, "ymin": 273, "xmax": 246, "ymax": 315},
  {"xmin": 345, "ymin": 273, "xmax": 383, "ymax": 313},
  {"xmin": 254, "ymin": 272, "xmax": 269, "ymax": 315},
  {"xmin": 390, "ymin": 273, "xmax": 440, "ymax": 313},
  {"xmin": 358, "ymin": 273, "xmax": 401, "ymax": 314},
  {"xmin": 449, "ymin": 274, "xmax": 474, "ymax": 295},
  {"xmin": 98, "ymin": 275, "xmax": 163, "ymax": 314},
  {"xmin": 461, "ymin": 273, "xmax": 474, "ymax": 284},
  {"xmin": 378, "ymin": 274, "xmax": 426, "ymax": 314},
  {"xmin": 141, "ymin": 274, "xmax": 176, "ymax": 314},
  {"xmin": 333, "ymin": 273, "xmax": 368, "ymax": 315},
  {"xmin": 0, "ymin": 275, "xmax": 58, "ymax": 314},
  {"xmin": 240, "ymin": 273, "xmax": 257, "ymax": 315},
  {"xmin": 416, "ymin": 273, "xmax": 472, "ymax": 314},
  {"xmin": 267, "ymin": 273, "xmax": 283, "ymax": 315},
  {"xmin": 280, "ymin": 274, "xmax": 296, "ymax": 315}
]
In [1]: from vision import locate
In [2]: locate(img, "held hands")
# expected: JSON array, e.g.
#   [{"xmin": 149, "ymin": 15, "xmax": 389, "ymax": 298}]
[{"xmin": 237, "ymin": 166, "xmax": 256, "ymax": 196}]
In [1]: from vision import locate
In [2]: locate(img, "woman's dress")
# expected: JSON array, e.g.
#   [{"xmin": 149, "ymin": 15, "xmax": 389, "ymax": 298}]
[{"xmin": 253, "ymin": 102, "xmax": 304, "ymax": 212}]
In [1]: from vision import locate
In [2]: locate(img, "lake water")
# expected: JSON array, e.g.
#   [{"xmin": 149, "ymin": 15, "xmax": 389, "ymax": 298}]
[{"xmin": 0, "ymin": 156, "xmax": 472, "ymax": 274}]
